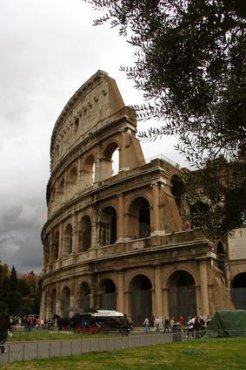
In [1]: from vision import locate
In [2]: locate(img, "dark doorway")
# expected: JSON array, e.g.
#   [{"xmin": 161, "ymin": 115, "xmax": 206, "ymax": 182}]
[
  {"xmin": 130, "ymin": 275, "xmax": 152, "ymax": 325},
  {"xmin": 168, "ymin": 271, "xmax": 196, "ymax": 321},
  {"xmin": 100, "ymin": 279, "xmax": 116, "ymax": 310},
  {"xmin": 79, "ymin": 282, "xmax": 90, "ymax": 311},
  {"xmin": 231, "ymin": 273, "xmax": 246, "ymax": 309}
]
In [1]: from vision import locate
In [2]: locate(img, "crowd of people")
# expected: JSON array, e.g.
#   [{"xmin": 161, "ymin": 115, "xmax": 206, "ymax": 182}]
[{"xmin": 142, "ymin": 314, "xmax": 211, "ymax": 337}]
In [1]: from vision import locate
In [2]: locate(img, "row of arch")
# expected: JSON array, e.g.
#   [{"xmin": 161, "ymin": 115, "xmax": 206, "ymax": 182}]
[
  {"xmin": 48, "ymin": 271, "xmax": 246, "ymax": 325},
  {"xmin": 50, "ymin": 141, "xmax": 120, "ymax": 212},
  {"xmin": 48, "ymin": 270, "xmax": 197, "ymax": 325},
  {"xmin": 45, "ymin": 197, "xmax": 151, "ymax": 264}
]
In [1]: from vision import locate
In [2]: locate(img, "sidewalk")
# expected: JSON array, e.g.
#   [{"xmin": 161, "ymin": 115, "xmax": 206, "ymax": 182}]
[{"xmin": 0, "ymin": 331, "xmax": 177, "ymax": 365}]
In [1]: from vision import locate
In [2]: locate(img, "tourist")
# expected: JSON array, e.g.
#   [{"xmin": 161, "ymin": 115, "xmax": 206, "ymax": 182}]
[
  {"xmin": 143, "ymin": 317, "xmax": 150, "ymax": 333},
  {"xmin": 120, "ymin": 314, "xmax": 129, "ymax": 336},
  {"xmin": 0, "ymin": 308, "xmax": 12, "ymax": 354}
]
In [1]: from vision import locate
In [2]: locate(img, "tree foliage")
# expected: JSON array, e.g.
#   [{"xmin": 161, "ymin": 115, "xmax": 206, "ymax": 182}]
[
  {"xmin": 84, "ymin": 0, "xmax": 245, "ymax": 162},
  {"xmin": 85, "ymin": 0, "xmax": 246, "ymax": 235},
  {"xmin": 0, "ymin": 262, "xmax": 41, "ymax": 315}
]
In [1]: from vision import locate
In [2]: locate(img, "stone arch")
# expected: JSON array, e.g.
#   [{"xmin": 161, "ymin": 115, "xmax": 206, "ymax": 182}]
[
  {"xmin": 217, "ymin": 241, "xmax": 226, "ymax": 271},
  {"xmin": 79, "ymin": 282, "xmax": 90, "ymax": 312},
  {"xmin": 129, "ymin": 274, "xmax": 153, "ymax": 326},
  {"xmin": 231, "ymin": 273, "xmax": 246, "ymax": 309},
  {"xmin": 61, "ymin": 286, "xmax": 70, "ymax": 318},
  {"xmin": 44, "ymin": 235, "xmax": 50, "ymax": 268},
  {"xmin": 99, "ymin": 206, "xmax": 117, "ymax": 246},
  {"xmin": 101, "ymin": 141, "xmax": 120, "ymax": 179},
  {"xmin": 79, "ymin": 216, "xmax": 92, "ymax": 251},
  {"xmin": 50, "ymin": 288, "xmax": 57, "ymax": 317},
  {"xmin": 127, "ymin": 197, "xmax": 151, "ymax": 239},
  {"xmin": 100, "ymin": 279, "xmax": 117, "ymax": 310},
  {"xmin": 53, "ymin": 231, "xmax": 59, "ymax": 261},
  {"xmin": 67, "ymin": 166, "xmax": 78, "ymax": 196},
  {"xmin": 167, "ymin": 270, "xmax": 197, "ymax": 321},
  {"xmin": 57, "ymin": 177, "xmax": 65, "ymax": 203},
  {"xmin": 50, "ymin": 187, "xmax": 56, "ymax": 211},
  {"xmin": 64, "ymin": 224, "xmax": 73, "ymax": 255},
  {"xmin": 83, "ymin": 154, "xmax": 95, "ymax": 188}
]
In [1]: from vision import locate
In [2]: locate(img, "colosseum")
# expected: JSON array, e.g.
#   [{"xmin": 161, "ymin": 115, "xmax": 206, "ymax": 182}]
[{"xmin": 40, "ymin": 70, "xmax": 246, "ymax": 325}]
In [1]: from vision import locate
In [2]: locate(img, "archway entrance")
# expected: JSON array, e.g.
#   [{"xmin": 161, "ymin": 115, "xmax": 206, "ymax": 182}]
[
  {"xmin": 129, "ymin": 275, "xmax": 152, "ymax": 326},
  {"xmin": 100, "ymin": 279, "xmax": 116, "ymax": 310},
  {"xmin": 99, "ymin": 207, "xmax": 117, "ymax": 246},
  {"xmin": 80, "ymin": 216, "xmax": 92, "ymax": 251},
  {"xmin": 231, "ymin": 273, "xmax": 246, "ymax": 309},
  {"xmin": 128, "ymin": 198, "xmax": 151, "ymax": 239},
  {"xmin": 61, "ymin": 286, "xmax": 70, "ymax": 318},
  {"xmin": 168, "ymin": 271, "xmax": 196, "ymax": 321},
  {"xmin": 79, "ymin": 282, "xmax": 90, "ymax": 312}
]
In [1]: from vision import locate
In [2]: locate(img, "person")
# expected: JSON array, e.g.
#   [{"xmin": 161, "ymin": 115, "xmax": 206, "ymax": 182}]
[
  {"xmin": 120, "ymin": 314, "xmax": 129, "ymax": 336},
  {"xmin": 0, "ymin": 309, "xmax": 12, "ymax": 354},
  {"xmin": 154, "ymin": 316, "xmax": 161, "ymax": 333},
  {"xmin": 143, "ymin": 317, "xmax": 150, "ymax": 333},
  {"xmin": 163, "ymin": 317, "xmax": 170, "ymax": 333},
  {"xmin": 186, "ymin": 316, "xmax": 195, "ymax": 338},
  {"xmin": 169, "ymin": 317, "xmax": 175, "ymax": 332}
]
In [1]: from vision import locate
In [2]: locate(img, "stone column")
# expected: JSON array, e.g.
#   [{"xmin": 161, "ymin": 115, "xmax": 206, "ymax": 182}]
[
  {"xmin": 91, "ymin": 211, "xmax": 98, "ymax": 249},
  {"xmin": 162, "ymin": 288, "xmax": 169, "ymax": 318},
  {"xmin": 120, "ymin": 130, "xmax": 127, "ymax": 171},
  {"xmin": 47, "ymin": 233, "xmax": 52, "ymax": 271},
  {"xmin": 117, "ymin": 270, "xmax": 124, "ymax": 312},
  {"xmin": 151, "ymin": 183, "xmax": 160, "ymax": 234},
  {"xmin": 58, "ymin": 223, "xmax": 63, "ymax": 264},
  {"xmin": 94, "ymin": 148, "xmax": 101, "ymax": 183},
  {"xmin": 199, "ymin": 260, "xmax": 209, "ymax": 316},
  {"xmin": 40, "ymin": 289, "xmax": 46, "ymax": 320},
  {"xmin": 117, "ymin": 193, "xmax": 125, "ymax": 241},
  {"xmin": 154, "ymin": 265, "xmax": 163, "ymax": 317},
  {"xmin": 72, "ymin": 213, "xmax": 78, "ymax": 254}
]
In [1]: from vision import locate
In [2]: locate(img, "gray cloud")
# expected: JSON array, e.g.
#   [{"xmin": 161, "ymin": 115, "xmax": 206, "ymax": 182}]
[{"xmin": 0, "ymin": 0, "xmax": 186, "ymax": 274}]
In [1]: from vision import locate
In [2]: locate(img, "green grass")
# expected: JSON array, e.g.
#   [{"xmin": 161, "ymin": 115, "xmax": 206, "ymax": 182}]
[
  {"xmin": 9, "ymin": 329, "xmax": 113, "ymax": 341},
  {"xmin": 1, "ymin": 338, "xmax": 246, "ymax": 369}
]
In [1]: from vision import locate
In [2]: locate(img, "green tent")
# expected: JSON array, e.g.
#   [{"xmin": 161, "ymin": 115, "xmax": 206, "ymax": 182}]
[{"xmin": 203, "ymin": 310, "xmax": 246, "ymax": 338}]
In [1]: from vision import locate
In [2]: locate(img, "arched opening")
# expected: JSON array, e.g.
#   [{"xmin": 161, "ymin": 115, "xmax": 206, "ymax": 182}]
[
  {"xmin": 79, "ymin": 282, "xmax": 90, "ymax": 312},
  {"xmin": 129, "ymin": 275, "xmax": 152, "ymax": 326},
  {"xmin": 50, "ymin": 187, "xmax": 56, "ymax": 211},
  {"xmin": 231, "ymin": 273, "xmax": 246, "ymax": 309},
  {"xmin": 64, "ymin": 224, "xmax": 73, "ymax": 256},
  {"xmin": 112, "ymin": 148, "xmax": 119, "ymax": 175},
  {"xmin": 79, "ymin": 216, "xmax": 92, "ymax": 251},
  {"xmin": 217, "ymin": 241, "xmax": 226, "ymax": 271},
  {"xmin": 100, "ymin": 279, "xmax": 116, "ymax": 310},
  {"xmin": 99, "ymin": 207, "xmax": 117, "ymax": 246},
  {"xmin": 61, "ymin": 286, "xmax": 70, "ymax": 318},
  {"xmin": 57, "ymin": 177, "xmax": 65, "ymax": 203},
  {"xmin": 128, "ymin": 197, "xmax": 151, "ymax": 239},
  {"xmin": 53, "ymin": 231, "xmax": 59, "ymax": 261},
  {"xmin": 68, "ymin": 166, "xmax": 77, "ymax": 196},
  {"xmin": 51, "ymin": 289, "xmax": 56, "ymax": 317},
  {"xmin": 83, "ymin": 155, "xmax": 95, "ymax": 188},
  {"xmin": 168, "ymin": 270, "xmax": 196, "ymax": 321},
  {"xmin": 101, "ymin": 142, "xmax": 120, "ymax": 180},
  {"xmin": 44, "ymin": 236, "xmax": 50, "ymax": 268}
]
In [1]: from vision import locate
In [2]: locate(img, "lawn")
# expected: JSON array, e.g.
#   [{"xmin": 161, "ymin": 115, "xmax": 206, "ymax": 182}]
[
  {"xmin": 1, "ymin": 338, "xmax": 246, "ymax": 370},
  {"xmin": 8, "ymin": 329, "xmax": 104, "ymax": 341}
]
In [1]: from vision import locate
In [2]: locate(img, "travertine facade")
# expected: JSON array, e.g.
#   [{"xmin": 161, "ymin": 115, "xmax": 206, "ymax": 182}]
[{"xmin": 41, "ymin": 71, "xmax": 245, "ymax": 324}]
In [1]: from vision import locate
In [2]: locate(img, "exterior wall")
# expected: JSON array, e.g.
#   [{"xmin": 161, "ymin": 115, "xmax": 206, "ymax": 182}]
[{"xmin": 41, "ymin": 71, "xmax": 237, "ymax": 324}]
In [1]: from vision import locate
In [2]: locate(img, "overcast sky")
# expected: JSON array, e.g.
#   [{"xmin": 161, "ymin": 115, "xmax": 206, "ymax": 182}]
[{"xmin": 0, "ymin": 0, "xmax": 187, "ymax": 274}]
